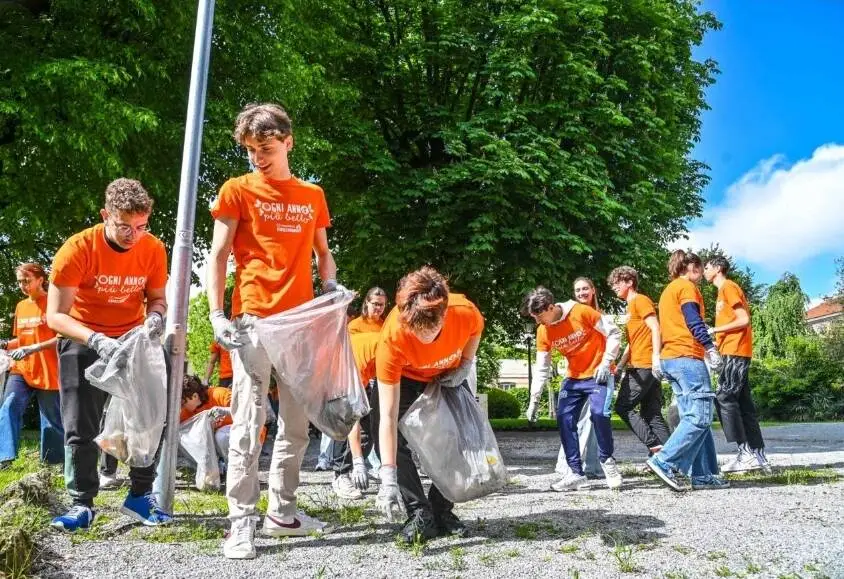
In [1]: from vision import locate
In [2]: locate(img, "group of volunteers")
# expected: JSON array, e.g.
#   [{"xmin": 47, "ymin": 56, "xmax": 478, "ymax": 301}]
[{"xmin": 0, "ymin": 102, "xmax": 770, "ymax": 560}]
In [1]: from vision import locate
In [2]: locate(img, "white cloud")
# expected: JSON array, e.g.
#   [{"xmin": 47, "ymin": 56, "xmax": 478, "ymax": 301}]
[{"xmin": 685, "ymin": 144, "xmax": 844, "ymax": 271}]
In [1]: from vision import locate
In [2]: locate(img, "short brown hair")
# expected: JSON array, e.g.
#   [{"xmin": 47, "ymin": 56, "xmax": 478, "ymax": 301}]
[
  {"xmin": 16, "ymin": 262, "xmax": 49, "ymax": 291},
  {"xmin": 233, "ymin": 103, "xmax": 292, "ymax": 145},
  {"xmin": 396, "ymin": 266, "xmax": 449, "ymax": 331},
  {"xmin": 105, "ymin": 178, "xmax": 153, "ymax": 215},
  {"xmin": 521, "ymin": 286, "xmax": 555, "ymax": 317},
  {"xmin": 668, "ymin": 250, "xmax": 702, "ymax": 279},
  {"xmin": 607, "ymin": 266, "xmax": 639, "ymax": 290},
  {"xmin": 181, "ymin": 375, "xmax": 209, "ymax": 406}
]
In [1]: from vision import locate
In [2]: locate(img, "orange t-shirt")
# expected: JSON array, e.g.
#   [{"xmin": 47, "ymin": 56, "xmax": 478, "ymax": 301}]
[
  {"xmin": 10, "ymin": 295, "xmax": 59, "ymax": 390},
  {"xmin": 351, "ymin": 332, "xmax": 378, "ymax": 384},
  {"xmin": 210, "ymin": 173, "xmax": 331, "ymax": 318},
  {"xmin": 180, "ymin": 386, "xmax": 266, "ymax": 442},
  {"xmin": 209, "ymin": 341, "xmax": 233, "ymax": 380},
  {"xmin": 716, "ymin": 280, "xmax": 753, "ymax": 358},
  {"xmin": 50, "ymin": 224, "xmax": 168, "ymax": 337},
  {"xmin": 348, "ymin": 316, "xmax": 384, "ymax": 335},
  {"xmin": 376, "ymin": 293, "xmax": 484, "ymax": 384},
  {"xmin": 537, "ymin": 303, "xmax": 606, "ymax": 379},
  {"xmin": 626, "ymin": 293, "xmax": 657, "ymax": 368},
  {"xmin": 659, "ymin": 278, "xmax": 705, "ymax": 360}
]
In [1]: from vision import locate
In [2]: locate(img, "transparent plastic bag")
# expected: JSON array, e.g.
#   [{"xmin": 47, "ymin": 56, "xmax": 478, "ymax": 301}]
[
  {"xmin": 400, "ymin": 383, "xmax": 508, "ymax": 503},
  {"xmin": 0, "ymin": 349, "xmax": 10, "ymax": 399},
  {"xmin": 179, "ymin": 409, "xmax": 221, "ymax": 491},
  {"xmin": 255, "ymin": 291, "xmax": 370, "ymax": 441},
  {"xmin": 84, "ymin": 326, "xmax": 167, "ymax": 468}
]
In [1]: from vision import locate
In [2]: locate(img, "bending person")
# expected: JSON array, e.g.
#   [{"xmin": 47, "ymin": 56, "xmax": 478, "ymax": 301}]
[
  {"xmin": 522, "ymin": 286, "xmax": 622, "ymax": 491},
  {"xmin": 646, "ymin": 250, "xmax": 728, "ymax": 491},
  {"xmin": 0, "ymin": 263, "xmax": 63, "ymax": 469},
  {"xmin": 374, "ymin": 266, "xmax": 483, "ymax": 544}
]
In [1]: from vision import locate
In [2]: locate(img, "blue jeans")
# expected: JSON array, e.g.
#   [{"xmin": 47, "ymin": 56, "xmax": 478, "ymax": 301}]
[
  {"xmin": 557, "ymin": 376, "xmax": 615, "ymax": 475},
  {"xmin": 0, "ymin": 374, "xmax": 65, "ymax": 464},
  {"xmin": 655, "ymin": 357, "xmax": 719, "ymax": 477}
]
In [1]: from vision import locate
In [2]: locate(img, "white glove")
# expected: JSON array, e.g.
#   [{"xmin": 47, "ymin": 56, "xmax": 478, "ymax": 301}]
[
  {"xmin": 433, "ymin": 358, "xmax": 473, "ymax": 389},
  {"xmin": 594, "ymin": 361, "xmax": 612, "ymax": 384},
  {"xmin": 705, "ymin": 347, "xmax": 723, "ymax": 373},
  {"xmin": 351, "ymin": 457, "xmax": 369, "ymax": 491},
  {"xmin": 707, "ymin": 326, "xmax": 717, "ymax": 337},
  {"xmin": 651, "ymin": 354, "xmax": 664, "ymax": 381},
  {"xmin": 210, "ymin": 310, "xmax": 243, "ymax": 350},
  {"xmin": 322, "ymin": 279, "xmax": 349, "ymax": 295},
  {"xmin": 144, "ymin": 312, "xmax": 164, "ymax": 340},
  {"xmin": 526, "ymin": 394, "xmax": 540, "ymax": 422},
  {"xmin": 87, "ymin": 332, "xmax": 120, "ymax": 360},
  {"xmin": 375, "ymin": 465, "xmax": 403, "ymax": 521},
  {"xmin": 10, "ymin": 345, "xmax": 39, "ymax": 361}
]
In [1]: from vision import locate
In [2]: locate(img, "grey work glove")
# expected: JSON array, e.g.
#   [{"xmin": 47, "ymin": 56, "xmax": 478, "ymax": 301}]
[
  {"xmin": 375, "ymin": 465, "xmax": 404, "ymax": 522},
  {"xmin": 87, "ymin": 332, "xmax": 120, "ymax": 360},
  {"xmin": 433, "ymin": 358, "xmax": 474, "ymax": 389},
  {"xmin": 10, "ymin": 345, "xmax": 39, "ymax": 361},
  {"xmin": 322, "ymin": 279, "xmax": 349, "ymax": 294},
  {"xmin": 705, "ymin": 347, "xmax": 723, "ymax": 373},
  {"xmin": 0, "ymin": 339, "xmax": 8, "ymax": 349},
  {"xmin": 594, "ymin": 361, "xmax": 612, "ymax": 384},
  {"xmin": 526, "ymin": 394, "xmax": 540, "ymax": 422},
  {"xmin": 651, "ymin": 353, "xmax": 664, "ymax": 381},
  {"xmin": 210, "ymin": 310, "xmax": 243, "ymax": 350},
  {"xmin": 707, "ymin": 326, "xmax": 717, "ymax": 338},
  {"xmin": 144, "ymin": 312, "xmax": 164, "ymax": 340},
  {"xmin": 351, "ymin": 457, "xmax": 369, "ymax": 491}
]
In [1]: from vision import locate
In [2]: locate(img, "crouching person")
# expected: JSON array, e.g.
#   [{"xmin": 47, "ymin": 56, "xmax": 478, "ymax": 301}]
[
  {"xmin": 46, "ymin": 178, "xmax": 171, "ymax": 531},
  {"xmin": 374, "ymin": 266, "xmax": 483, "ymax": 544}
]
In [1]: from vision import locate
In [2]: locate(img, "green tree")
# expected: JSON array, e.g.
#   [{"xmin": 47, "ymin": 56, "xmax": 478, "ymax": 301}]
[{"xmin": 753, "ymin": 272, "xmax": 808, "ymax": 359}]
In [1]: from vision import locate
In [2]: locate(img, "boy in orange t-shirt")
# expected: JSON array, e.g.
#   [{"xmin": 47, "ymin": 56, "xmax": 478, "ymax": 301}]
[
  {"xmin": 522, "ymin": 286, "xmax": 623, "ymax": 492},
  {"xmin": 703, "ymin": 256, "xmax": 770, "ymax": 473},
  {"xmin": 46, "ymin": 178, "xmax": 170, "ymax": 532},
  {"xmin": 0, "ymin": 263, "xmax": 63, "ymax": 468},
  {"xmin": 206, "ymin": 103, "xmax": 339, "ymax": 559},
  {"xmin": 607, "ymin": 266, "xmax": 670, "ymax": 454}
]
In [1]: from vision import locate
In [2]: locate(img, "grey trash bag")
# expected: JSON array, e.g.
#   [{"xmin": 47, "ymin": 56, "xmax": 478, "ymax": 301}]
[
  {"xmin": 255, "ymin": 291, "xmax": 369, "ymax": 441},
  {"xmin": 667, "ymin": 392, "xmax": 680, "ymax": 433},
  {"xmin": 400, "ymin": 383, "xmax": 508, "ymax": 503},
  {"xmin": 84, "ymin": 326, "xmax": 167, "ymax": 468},
  {"xmin": 179, "ymin": 409, "xmax": 221, "ymax": 491}
]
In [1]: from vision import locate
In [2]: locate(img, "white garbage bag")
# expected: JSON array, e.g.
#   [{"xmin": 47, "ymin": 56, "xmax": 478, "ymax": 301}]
[
  {"xmin": 0, "ymin": 349, "xmax": 10, "ymax": 399},
  {"xmin": 179, "ymin": 409, "xmax": 222, "ymax": 491},
  {"xmin": 85, "ymin": 326, "xmax": 167, "ymax": 468},
  {"xmin": 400, "ymin": 383, "xmax": 508, "ymax": 503},
  {"xmin": 255, "ymin": 291, "xmax": 370, "ymax": 441}
]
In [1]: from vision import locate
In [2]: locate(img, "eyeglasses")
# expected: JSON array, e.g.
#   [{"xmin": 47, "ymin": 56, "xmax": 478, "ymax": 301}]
[
  {"xmin": 110, "ymin": 219, "xmax": 149, "ymax": 237},
  {"xmin": 368, "ymin": 301, "xmax": 386, "ymax": 307}
]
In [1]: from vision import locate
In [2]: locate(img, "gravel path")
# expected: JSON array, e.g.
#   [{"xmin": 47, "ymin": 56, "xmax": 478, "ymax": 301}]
[{"xmin": 38, "ymin": 423, "xmax": 844, "ymax": 579}]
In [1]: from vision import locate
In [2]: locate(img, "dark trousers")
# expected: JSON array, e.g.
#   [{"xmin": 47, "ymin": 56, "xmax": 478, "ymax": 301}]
[
  {"xmin": 370, "ymin": 377, "xmax": 453, "ymax": 518},
  {"xmin": 331, "ymin": 385, "xmax": 375, "ymax": 477},
  {"xmin": 715, "ymin": 355, "xmax": 764, "ymax": 449},
  {"xmin": 557, "ymin": 377, "xmax": 615, "ymax": 474},
  {"xmin": 615, "ymin": 368, "xmax": 671, "ymax": 450},
  {"xmin": 58, "ymin": 338, "xmax": 160, "ymax": 507}
]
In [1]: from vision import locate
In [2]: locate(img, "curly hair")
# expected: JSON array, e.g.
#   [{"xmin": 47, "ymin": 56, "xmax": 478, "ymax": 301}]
[
  {"xmin": 396, "ymin": 266, "xmax": 449, "ymax": 331},
  {"xmin": 181, "ymin": 374, "xmax": 209, "ymax": 406},
  {"xmin": 104, "ymin": 178, "xmax": 154, "ymax": 215},
  {"xmin": 233, "ymin": 103, "xmax": 292, "ymax": 145},
  {"xmin": 607, "ymin": 266, "xmax": 639, "ymax": 290}
]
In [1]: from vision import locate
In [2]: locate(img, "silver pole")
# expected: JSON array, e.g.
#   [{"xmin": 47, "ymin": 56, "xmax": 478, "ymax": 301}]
[{"xmin": 154, "ymin": 0, "xmax": 216, "ymax": 512}]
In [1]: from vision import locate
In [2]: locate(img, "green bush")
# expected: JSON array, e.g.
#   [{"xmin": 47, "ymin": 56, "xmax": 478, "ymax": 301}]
[
  {"xmin": 478, "ymin": 386, "xmax": 521, "ymax": 419},
  {"xmin": 508, "ymin": 385, "xmax": 560, "ymax": 419}
]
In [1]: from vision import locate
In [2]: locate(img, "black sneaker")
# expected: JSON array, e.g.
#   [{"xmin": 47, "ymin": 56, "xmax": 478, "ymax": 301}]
[
  {"xmin": 435, "ymin": 511, "xmax": 468, "ymax": 538},
  {"xmin": 398, "ymin": 509, "xmax": 439, "ymax": 545}
]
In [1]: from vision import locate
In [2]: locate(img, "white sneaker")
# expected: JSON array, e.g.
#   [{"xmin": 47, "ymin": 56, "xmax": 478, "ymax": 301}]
[
  {"xmin": 332, "ymin": 473, "xmax": 363, "ymax": 500},
  {"xmin": 262, "ymin": 511, "xmax": 329, "ymax": 538},
  {"xmin": 751, "ymin": 448, "xmax": 773, "ymax": 475},
  {"xmin": 99, "ymin": 472, "xmax": 121, "ymax": 490},
  {"xmin": 721, "ymin": 445, "xmax": 761, "ymax": 473},
  {"xmin": 550, "ymin": 473, "xmax": 589, "ymax": 492},
  {"xmin": 223, "ymin": 517, "xmax": 257, "ymax": 560},
  {"xmin": 600, "ymin": 457, "xmax": 623, "ymax": 489}
]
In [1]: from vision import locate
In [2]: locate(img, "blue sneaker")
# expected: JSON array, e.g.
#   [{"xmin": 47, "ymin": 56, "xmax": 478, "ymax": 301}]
[
  {"xmin": 51, "ymin": 505, "xmax": 95, "ymax": 532},
  {"xmin": 120, "ymin": 492, "xmax": 173, "ymax": 526},
  {"xmin": 646, "ymin": 457, "xmax": 687, "ymax": 492},
  {"xmin": 691, "ymin": 475, "xmax": 730, "ymax": 490}
]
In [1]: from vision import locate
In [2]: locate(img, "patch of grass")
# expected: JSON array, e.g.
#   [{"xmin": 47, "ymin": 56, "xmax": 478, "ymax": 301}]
[
  {"xmin": 513, "ymin": 522, "xmax": 539, "ymax": 540},
  {"xmin": 475, "ymin": 517, "xmax": 487, "ymax": 531},
  {"xmin": 745, "ymin": 561, "xmax": 762, "ymax": 575},
  {"xmin": 505, "ymin": 548, "xmax": 521, "ymax": 558},
  {"xmin": 706, "ymin": 550, "xmax": 728, "ymax": 561},
  {"xmin": 173, "ymin": 490, "xmax": 228, "ymax": 516},
  {"xmin": 337, "ymin": 505, "xmax": 366, "ymax": 525},
  {"xmin": 477, "ymin": 552, "xmax": 501, "ymax": 568},
  {"xmin": 450, "ymin": 547, "xmax": 468, "ymax": 571},
  {"xmin": 672, "ymin": 544, "xmax": 693, "ymax": 555},
  {"xmin": 559, "ymin": 543, "xmax": 579, "ymax": 554},
  {"xmin": 133, "ymin": 521, "xmax": 222, "ymax": 543},
  {"xmin": 570, "ymin": 571, "xmax": 581, "ymax": 579},
  {"xmin": 726, "ymin": 467, "xmax": 840, "ymax": 486},
  {"xmin": 395, "ymin": 534, "xmax": 426, "ymax": 557},
  {"xmin": 664, "ymin": 572, "xmax": 689, "ymax": 579},
  {"xmin": 714, "ymin": 566, "xmax": 735, "ymax": 577},
  {"xmin": 611, "ymin": 543, "xmax": 639, "ymax": 573},
  {"xmin": 490, "ymin": 417, "xmax": 630, "ymax": 431}
]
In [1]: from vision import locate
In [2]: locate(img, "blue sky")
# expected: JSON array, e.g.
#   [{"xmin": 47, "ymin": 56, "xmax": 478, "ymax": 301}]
[{"xmin": 688, "ymin": 1, "xmax": 844, "ymax": 305}]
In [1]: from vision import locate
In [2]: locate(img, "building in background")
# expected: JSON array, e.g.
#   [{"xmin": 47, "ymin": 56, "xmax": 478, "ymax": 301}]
[{"xmin": 806, "ymin": 298, "xmax": 844, "ymax": 333}]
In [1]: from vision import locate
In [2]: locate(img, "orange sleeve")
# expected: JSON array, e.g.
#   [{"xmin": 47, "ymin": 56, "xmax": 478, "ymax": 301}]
[
  {"xmin": 147, "ymin": 243, "xmax": 168, "ymax": 289},
  {"xmin": 314, "ymin": 186, "xmax": 331, "ymax": 229},
  {"xmin": 577, "ymin": 304, "xmax": 603, "ymax": 329},
  {"xmin": 637, "ymin": 295, "xmax": 656, "ymax": 319},
  {"xmin": 209, "ymin": 387, "xmax": 232, "ymax": 407},
  {"xmin": 536, "ymin": 324, "xmax": 550, "ymax": 352},
  {"xmin": 50, "ymin": 239, "xmax": 86, "ymax": 287},
  {"xmin": 722, "ymin": 283, "xmax": 744, "ymax": 310},
  {"xmin": 470, "ymin": 303, "xmax": 485, "ymax": 337},
  {"xmin": 210, "ymin": 179, "xmax": 241, "ymax": 221},
  {"xmin": 677, "ymin": 281, "xmax": 699, "ymax": 307}
]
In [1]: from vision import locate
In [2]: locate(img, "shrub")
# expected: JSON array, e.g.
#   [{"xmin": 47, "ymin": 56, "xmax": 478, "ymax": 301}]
[
  {"xmin": 478, "ymin": 386, "xmax": 521, "ymax": 419},
  {"xmin": 508, "ymin": 385, "xmax": 560, "ymax": 419}
]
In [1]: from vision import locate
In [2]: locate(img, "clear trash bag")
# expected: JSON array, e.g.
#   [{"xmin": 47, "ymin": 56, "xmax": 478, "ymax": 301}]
[
  {"xmin": 0, "ymin": 349, "xmax": 10, "ymax": 398},
  {"xmin": 84, "ymin": 326, "xmax": 167, "ymax": 468},
  {"xmin": 179, "ymin": 409, "xmax": 221, "ymax": 491},
  {"xmin": 255, "ymin": 291, "xmax": 370, "ymax": 441},
  {"xmin": 400, "ymin": 383, "xmax": 508, "ymax": 503}
]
